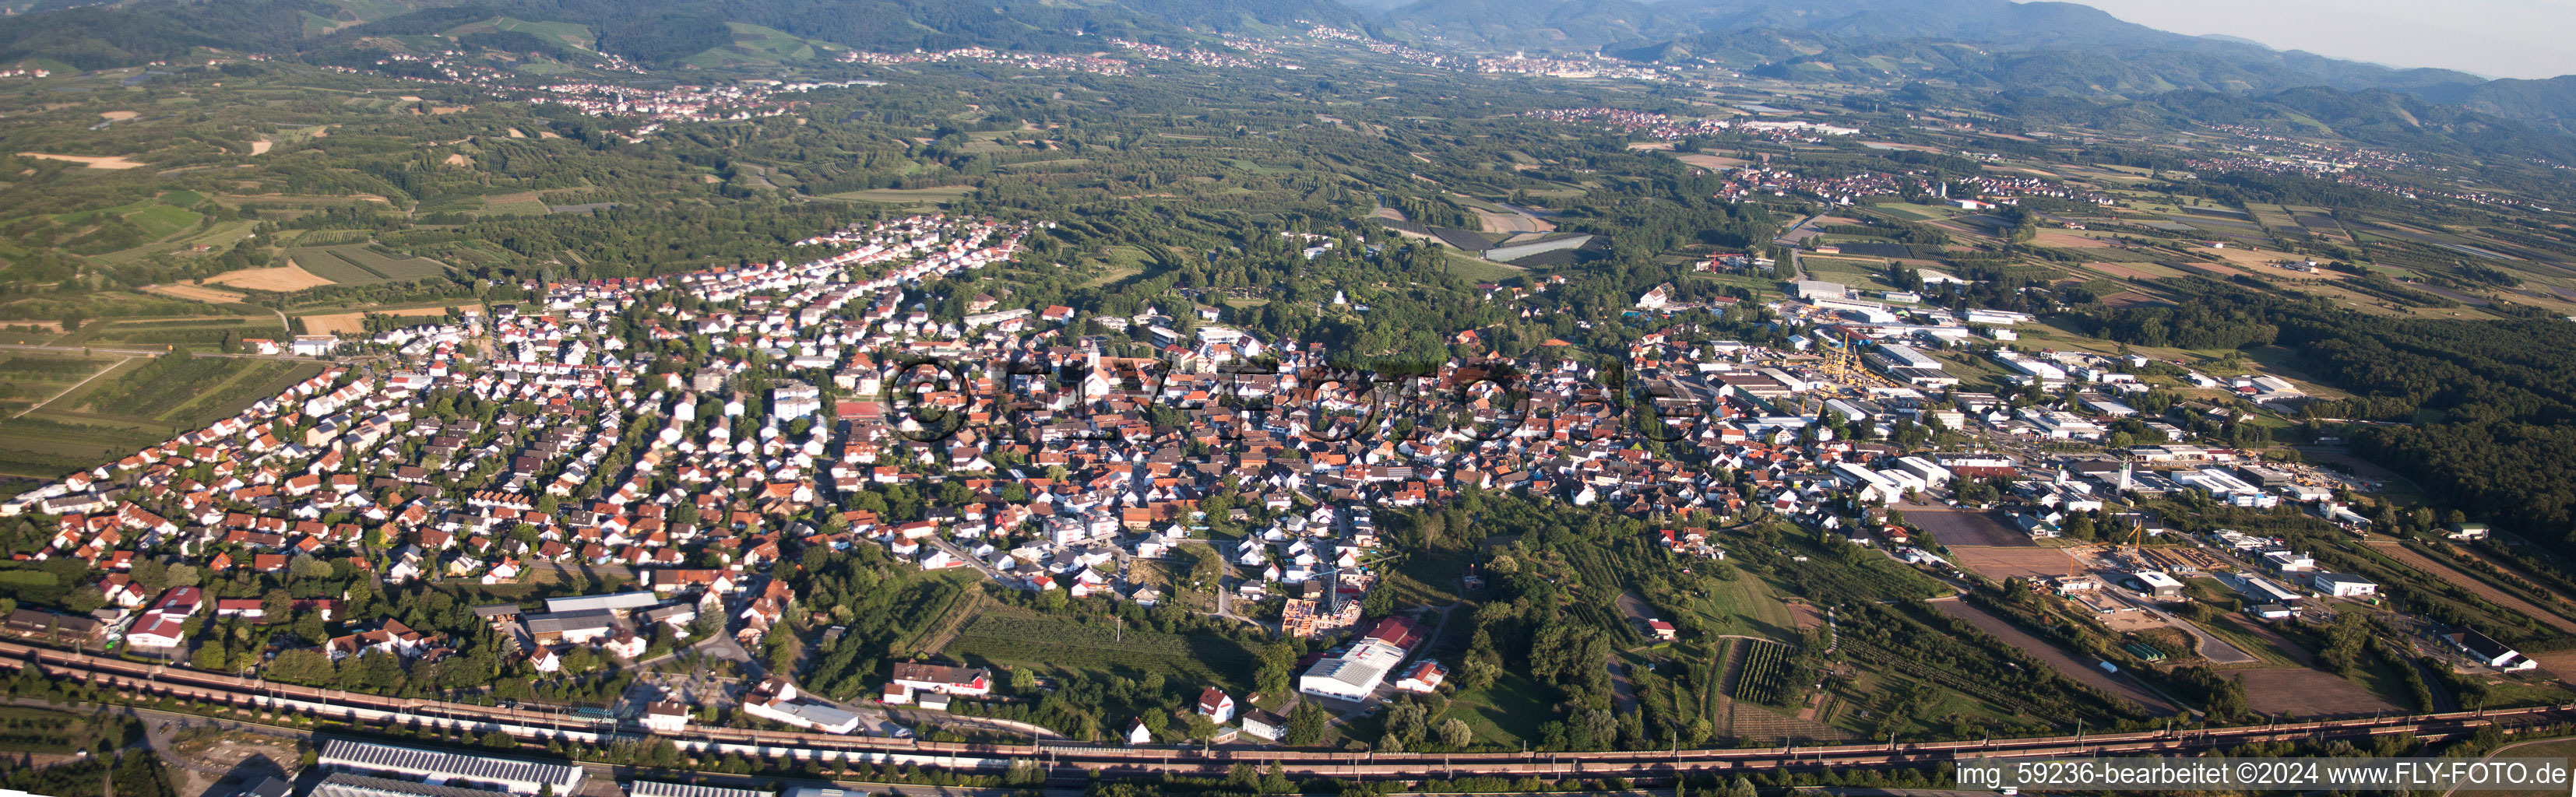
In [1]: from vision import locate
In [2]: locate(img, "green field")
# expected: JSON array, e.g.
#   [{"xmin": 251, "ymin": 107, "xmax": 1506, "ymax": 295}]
[
  {"xmin": 1685, "ymin": 573, "xmax": 1800, "ymax": 640},
  {"xmin": 481, "ymin": 17, "xmax": 596, "ymax": 51},
  {"xmin": 283, "ymin": 244, "xmax": 449, "ymax": 285},
  {"xmin": 76, "ymin": 317, "xmax": 288, "ymax": 348},
  {"xmin": 1442, "ymin": 667, "xmax": 1553, "ymax": 747},
  {"xmin": 681, "ymin": 23, "xmax": 844, "ymax": 68},
  {"xmin": 0, "ymin": 291, "xmax": 235, "ymax": 325},
  {"xmin": 0, "ymin": 354, "xmax": 319, "ymax": 476},
  {"xmin": 0, "ymin": 353, "xmax": 121, "ymax": 415},
  {"xmin": 943, "ymin": 606, "xmax": 1258, "ymax": 690},
  {"xmin": 77, "ymin": 356, "xmax": 320, "ymax": 426},
  {"xmin": 818, "ymin": 186, "xmax": 976, "ymax": 205}
]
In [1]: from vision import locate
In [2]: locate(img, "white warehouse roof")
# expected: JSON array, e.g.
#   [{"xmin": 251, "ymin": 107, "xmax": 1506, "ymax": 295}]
[{"xmin": 319, "ymin": 740, "xmax": 585, "ymax": 795}]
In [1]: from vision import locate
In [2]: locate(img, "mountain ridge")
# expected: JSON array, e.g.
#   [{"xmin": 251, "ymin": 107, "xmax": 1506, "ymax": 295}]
[{"xmin": 1358, "ymin": 0, "xmax": 2576, "ymax": 130}]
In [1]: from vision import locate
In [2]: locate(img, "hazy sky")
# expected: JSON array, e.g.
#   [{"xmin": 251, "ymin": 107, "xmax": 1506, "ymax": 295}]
[{"xmin": 2038, "ymin": 0, "xmax": 2576, "ymax": 80}]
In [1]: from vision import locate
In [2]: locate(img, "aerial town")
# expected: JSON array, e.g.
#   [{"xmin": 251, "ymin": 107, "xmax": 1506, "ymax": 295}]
[{"xmin": 7, "ymin": 0, "xmax": 2576, "ymax": 795}]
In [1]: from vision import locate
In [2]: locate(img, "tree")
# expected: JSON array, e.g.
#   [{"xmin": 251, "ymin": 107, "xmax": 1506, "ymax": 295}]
[
  {"xmin": 1727, "ymin": 775, "xmax": 1758, "ymax": 797},
  {"xmin": 191, "ymin": 644, "xmax": 229, "ymax": 672},
  {"xmin": 63, "ymin": 586, "xmax": 106, "ymax": 614},
  {"xmin": 1360, "ymin": 581, "xmax": 1395, "ymax": 618},
  {"xmin": 1255, "ymin": 641, "xmax": 1297, "ymax": 696},
  {"xmin": 262, "ymin": 588, "xmax": 293, "ymax": 622},
  {"xmin": 1438, "ymin": 718, "xmax": 1473, "ymax": 748},
  {"xmin": 1284, "ymin": 701, "xmax": 1330, "ymax": 746},
  {"xmin": 114, "ymin": 751, "xmax": 175, "ymax": 797}
]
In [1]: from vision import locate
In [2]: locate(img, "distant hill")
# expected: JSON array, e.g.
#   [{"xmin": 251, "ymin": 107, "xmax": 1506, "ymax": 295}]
[
  {"xmin": 2422, "ymin": 75, "xmax": 2576, "ymax": 136},
  {"xmin": 0, "ymin": 0, "xmax": 1367, "ymax": 69},
  {"xmin": 1360, "ymin": 0, "xmax": 2576, "ymax": 132}
]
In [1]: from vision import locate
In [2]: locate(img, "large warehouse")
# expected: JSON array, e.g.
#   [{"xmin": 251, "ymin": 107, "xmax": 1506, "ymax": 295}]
[
  {"xmin": 318, "ymin": 740, "xmax": 586, "ymax": 795},
  {"xmin": 309, "ymin": 774, "xmax": 519, "ymax": 797}
]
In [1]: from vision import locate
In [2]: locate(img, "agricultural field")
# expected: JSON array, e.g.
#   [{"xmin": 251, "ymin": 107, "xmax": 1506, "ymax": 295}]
[
  {"xmin": 942, "ymin": 606, "xmax": 1258, "ymax": 690},
  {"xmin": 299, "ymin": 304, "xmax": 474, "ymax": 336},
  {"xmin": 68, "ymin": 317, "xmax": 289, "ymax": 349},
  {"xmin": 2367, "ymin": 542, "xmax": 2576, "ymax": 634},
  {"xmin": 0, "ymin": 291, "xmax": 227, "ymax": 327},
  {"xmin": 282, "ymin": 244, "xmax": 449, "ymax": 286},
  {"xmin": 0, "ymin": 353, "xmax": 122, "ymax": 416},
  {"xmin": 0, "ymin": 353, "xmax": 322, "ymax": 478},
  {"xmin": 818, "ymin": 186, "xmax": 977, "ymax": 206},
  {"xmin": 1728, "ymin": 639, "xmax": 1795, "ymax": 705},
  {"xmin": 68, "ymin": 354, "xmax": 320, "ymax": 428},
  {"xmin": 207, "ymin": 264, "xmax": 337, "ymax": 292}
]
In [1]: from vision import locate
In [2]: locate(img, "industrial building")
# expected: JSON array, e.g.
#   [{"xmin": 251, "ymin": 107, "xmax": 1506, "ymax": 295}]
[
  {"xmin": 630, "ymin": 781, "xmax": 771, "ymax": 797},
  {"xmin": 2129, "ymin": 571, "xmax": 2184, "ymax": 598},
  {"xmin": 308, "ymin": 773, "xmax": 523, "ymax": 797},
  {"xmin": 2310, "ymin": 571, "xmax": 2379, "ymax": 598},
  {"xmin": 543, "ymin": 592, "xmax": 666, "ymax": 615},
  {"xmin": 740, "ymin": 678, "xmax": 861, "ymax": 735},
  {"xmin": 317, "ymin": 740, "xmax": 586, "ymax": 795},
  {"xmin": 1297, "ymin": 616, "xmax": 1423, "ymax": 703},
  {"xmin": 1297, "ymin": 638, "xmax": 1407, "ymax": 702},
  {"xmin": 524, "ymin": 609, "xmax": 620, "ymax": 645}
]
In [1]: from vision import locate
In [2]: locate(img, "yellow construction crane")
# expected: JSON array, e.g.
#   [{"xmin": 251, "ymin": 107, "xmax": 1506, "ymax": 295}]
[{"xmin": 1797, "ymin": 329, "xmax": 1900, "ymax": 416}]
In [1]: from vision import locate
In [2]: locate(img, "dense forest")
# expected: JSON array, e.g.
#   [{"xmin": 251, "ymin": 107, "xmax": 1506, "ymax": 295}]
[{"xmin": 2090, "ymin": 278, "xmax": 2576, "ymax": 550}]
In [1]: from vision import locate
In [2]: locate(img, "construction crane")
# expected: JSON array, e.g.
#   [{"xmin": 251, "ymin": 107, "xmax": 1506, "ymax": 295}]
[{"xmin": 1797, "ymin": 328, "xmax": 1899, "ymax": 416}]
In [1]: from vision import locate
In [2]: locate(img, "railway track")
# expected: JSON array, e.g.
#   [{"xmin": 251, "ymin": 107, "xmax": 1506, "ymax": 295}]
[{"xmin": 6, "ymin": 639, "xmax": 2571, "ymax": 781}]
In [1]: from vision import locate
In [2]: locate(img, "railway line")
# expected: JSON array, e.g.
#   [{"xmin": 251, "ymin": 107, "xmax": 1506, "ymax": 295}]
[{"xmin": 7, "ymin": 638, "xmax": 2572, "ymax": 783}]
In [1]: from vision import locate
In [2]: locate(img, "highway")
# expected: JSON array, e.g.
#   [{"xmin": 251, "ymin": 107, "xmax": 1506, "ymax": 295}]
[{"xmin": 7, "ymin": 638, "xmax": 2572, "ymax": 785}]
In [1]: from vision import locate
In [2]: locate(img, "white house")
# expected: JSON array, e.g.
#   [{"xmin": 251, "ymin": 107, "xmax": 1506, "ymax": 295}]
[{"xmin": 1195, "ymin": 687, "xmax": 1235, "ymax": 724}]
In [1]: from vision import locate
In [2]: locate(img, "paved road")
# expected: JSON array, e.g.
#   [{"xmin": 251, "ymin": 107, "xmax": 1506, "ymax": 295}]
[
  {"xmin": 926, "ymin": 535, "xmax": 1010, "ymax": 583},
  {"xmin": 1606, "ymin": 655, "xmax": 1638, "ymax": 714},
  {"xmin": 2106, "ymin": 591, "xmax": 2259, "ymax": 665}
]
